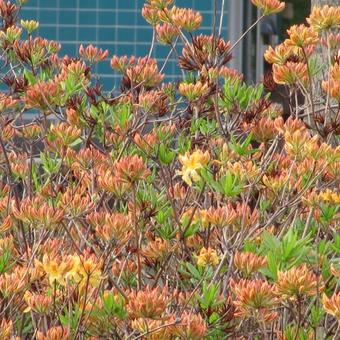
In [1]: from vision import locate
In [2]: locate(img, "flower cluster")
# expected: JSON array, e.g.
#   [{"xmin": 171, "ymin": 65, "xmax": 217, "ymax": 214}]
[{"xmin": 0, "ymin": 0, "xmax": 339, "ymax": 339}]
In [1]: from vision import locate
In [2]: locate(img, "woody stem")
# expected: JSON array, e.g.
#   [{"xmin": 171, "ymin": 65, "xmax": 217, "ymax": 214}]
[{"xmin": 133, "ymin": 183, "xmax": 142, "ymax": 290}]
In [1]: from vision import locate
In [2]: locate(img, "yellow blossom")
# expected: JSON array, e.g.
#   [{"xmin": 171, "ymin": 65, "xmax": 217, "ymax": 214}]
[
  {"xmin": 36, "ymin": 254, "xmax": 74, "ymax": 286},
  {"xmin": 177, "ymin": 150, "xmax": 210, "ymax": 186},
  {"xmin": 196, "ymin": 247, "xmax": 219, "ymax": 267},
  {"xmin": 69, "ymin": 255, "xmax": 103, "ymax": 288},
  {"xmin": 319, "ymin": 189, "xmax": 340, "ymax": 204}
]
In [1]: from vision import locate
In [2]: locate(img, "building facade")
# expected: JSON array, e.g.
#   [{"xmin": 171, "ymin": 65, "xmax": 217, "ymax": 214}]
[
  {"xmin": 21, "ymin": 0, "xmax": 306, "ymax": 87},
  {"xmin": 21, "ymin": 0, "xmax": 231, "ymax": 88}
]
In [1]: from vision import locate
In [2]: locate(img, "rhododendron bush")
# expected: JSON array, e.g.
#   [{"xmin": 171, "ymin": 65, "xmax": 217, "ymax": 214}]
[{"xmin": 0, "ymin": 0, "xmax": 339, "ymax": 338}]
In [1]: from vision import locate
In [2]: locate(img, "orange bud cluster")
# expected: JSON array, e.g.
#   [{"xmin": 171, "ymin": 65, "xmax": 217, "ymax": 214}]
[
  {"xmin": 0, "ymin": 319, "xmax": 13, "ymax": 340},
  {"xmin": 0, "ymin": 266, "xmax": 28, "ymax": 297},
  {"xmin": 273, "ymin": 62, "xmax": 308, "ymax": 85},
  {"xmin": 285, "ymin": 24, "xmax": 319, "ymax": 48},
  {"xmin": 49, "ymin": 122, "xmax": 81, "ymax": 146},
  {"xmin": 206, "ymin": 204, "xmax": 237, "ymax": 227},
  {"xmin": 322, "ymin": 63, "xmax": 340, "ymax": 101},
  {"xmin": 126, "ymin": 56, "xmax": 164, "ymax": 88},
  {"xmin": 97, "ymin": 165, "xmax": 131, "ymax": 196},
  {"xmin": 110, "ymin": 55, "xmax": 136, "ymax": 73},
  {"xmin": 251, "ymin": 0, "xmax": 285, "ymax": 16},
  {"xmin": 142, "ymin": 237, "xmax": 173, "ymax": 262},
  {"xmin": 275, "ymin": 264, "xmax": 319, "ymax": 299},
  {"xmin": 114, "ymin": 155, "xmax": 151, "ymax": 184},
  {"xmin": 322, "ymin": 292, "xmax": 340, "ymax": 319},
  {"xmin": 127, "ymin": 286, "xmax": 169, "ymax": 319},
  {"xmin": 79, "ymin": 44, "xmax": 109, "ymax": 64},
  {"xmin": 25, "ymin": 80, "xmax": 60, "ymax": 111},
  {"xmin": 12, "ymin": 197, "xmax": 64, "ymax": 227},
  {"xmin": 230, "ymin": 278, "xmax": 278, "ymax": 322},
  {"xmin": 307, "ymin": 5, "xmax": 340, "ymax": 32},
  {"xmin": 234, "ymin": 251, "xmax": 268, "ymax": 277},
  {"xmin": 156, "ymin": 23, "xmax": 178, "ymax": 44},
  {"xmin": 264, "ymin": 44, "xmax": 294, "ymax": 65},
  {"xmin": 147, "ymin": 0, "xmax": 173, "ymax": 8},
  {"xmin": 179, "ymin": 81, "xmax": 209, "ymax": 101},
  {"xmin": 88, "ymin": 211, "xmax": 132, "ymax": 243},
  {"xmin": 23, "ymin": 291, "xmax": 53, "ymax": 314},
  {"xmin": 171, "ymin": 7, "xmax": 202, "ymax": 32},
  {"xmin": 36, "ymin": 326, "xmax": 70, "ymax": 340},
  {"xmin": 174, "ymin": 312, "xmax": 207, "ymax": 339}
]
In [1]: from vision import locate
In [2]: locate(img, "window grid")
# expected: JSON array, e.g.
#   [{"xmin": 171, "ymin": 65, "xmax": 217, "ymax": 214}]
[{"xmin": 21, "ymin": 0, "xmax": 229, "ymax": 89}]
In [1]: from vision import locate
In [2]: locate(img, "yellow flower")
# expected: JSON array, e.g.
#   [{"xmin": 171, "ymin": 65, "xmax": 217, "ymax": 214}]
[
  {"xmin": 319, "ymin": 189, "xmax": 340, "ymax": 204},
  {"xmin": 70, "ymin": 255, "xmax": 103, "ymax": 288},
  {"xmin": 177, "ymin": 150, "xmax": 210, "ymax": 186},
  {"xmin": 36, "ymin": 254, "xmax": 74, "ymax": 286},
  {"xmin": 196, "ymin": 247, "xmax": 219, "ymax": 267},
  {"xmin": 20, "ymin": 19, "xmax": 39, "ymax": 33}
]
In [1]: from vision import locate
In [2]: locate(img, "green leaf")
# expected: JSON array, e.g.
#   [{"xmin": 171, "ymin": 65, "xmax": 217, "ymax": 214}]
[
  {"xmin": 209, "ymin": 312, "xmax": 220, "ymax": 324},
  {"xmin": 309, "ymin": 305, "xmax": 325, "ymax": 328},
  {"xmin": 24, "ymin": 70, "xmax": 37, "ymax": 85},
  {"xmin": 0, "ymin": 248, "xmax": 11, "ymax": 274},
  {"xmin": 40, "ymin": 152, "xmax": 61, "ymax": 176},
  {"xmin": 185, "ymin": 262, "xmax": 202, "ymax": 280},
  {"xmin": 260, "ymin": 251, "xmax": 278, "ymax": 280},
  {"xmin": 158, "ymin": 143, "xmax": 175, "ymax": 165}
]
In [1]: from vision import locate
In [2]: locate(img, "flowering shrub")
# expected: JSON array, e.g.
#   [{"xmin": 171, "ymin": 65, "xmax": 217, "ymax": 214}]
[{"xmin": 0, "ymin": 0, "xmax": 339, "ymax": 338}]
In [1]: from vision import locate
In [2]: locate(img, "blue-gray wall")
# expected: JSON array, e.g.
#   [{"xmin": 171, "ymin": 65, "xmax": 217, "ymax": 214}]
[{"xmin": 21, "ymin": 0, "xmax": 229, "ymax": 88}]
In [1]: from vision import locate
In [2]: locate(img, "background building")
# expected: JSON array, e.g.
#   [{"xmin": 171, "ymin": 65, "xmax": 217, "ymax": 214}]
[
  {"xmin": 21, "ymin": 0, "xmax": 229, "ymax": 88},
  {"xmin": 20, "ymin": 0, "xmax": 310, "ymax": 88}
]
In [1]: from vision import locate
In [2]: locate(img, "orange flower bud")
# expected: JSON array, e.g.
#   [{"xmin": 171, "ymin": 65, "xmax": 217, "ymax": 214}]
[
  {"xmin": 79, "ymin": 44, "xmax": 108, "ymax": 64},
  {"xmin": 322, "ymin": 292, "xmax": 340, "ymax": 319},
  {"xmin": 178, "ymin": 81, "xmax": 209, "ymax": 101},
  {"xmin": 234, "ymin": 251, "xmax": 267, "ymax": 277},
  {"xmin": 36, "ymin": 326, "xmax": 70, "ymax": 340},
  {"xmin": 230, "ymin": 278, "xmax": 278, "ymax": 322},
  {"xmin": 273, "ymin": 62, "xmax": 308, "ymax": 85},
  {"xmin": 127, "ymin": 286, "xmax": 168, "ymax": 319},
  {"xmin": 307, "ymin": 5, "xmax": 340, "ymax": 32},
  {"xmin": 171, "ymin": 7, "xmax": 202, "ymax": 32},
  {"xmin": 251, "ymin": 0, "xmax": 285, "ymax": 16},
  {"xmin": 275, "ymin": 264, "xmax": 320, "ymax": 300},
  {"xmin": 0, "ymin": 319, "xmax": 13, "ymax": 340},
  {"xmin": 264, "ymin": 43, "xmax": 294, "ymax": 65},
  {"xmin": 155, "ymin": 23, "xmax": 178, "ymax": 44},
  {"xmin": 285, "ymin": 24, "xmax": 319, "ymax": 48}
]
